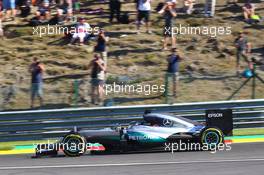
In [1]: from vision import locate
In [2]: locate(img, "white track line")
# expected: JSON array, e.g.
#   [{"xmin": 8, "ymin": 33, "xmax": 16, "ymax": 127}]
[{"xmin": 0, "ymin": 158, "xmax": 264, "ymax": 170}]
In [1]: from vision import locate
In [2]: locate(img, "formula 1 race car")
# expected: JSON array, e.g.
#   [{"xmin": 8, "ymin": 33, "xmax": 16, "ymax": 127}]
[{"xmin": 35, "ymin": 111, "xmax": 224, "ymax": 157}]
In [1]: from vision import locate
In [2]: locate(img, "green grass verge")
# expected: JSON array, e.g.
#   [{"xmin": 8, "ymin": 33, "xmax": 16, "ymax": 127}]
[
  {"xmin": 0, "ymin": 140, "xmax": 57, "ymax": 151},
  {"xmin": 233, "ymin": 128, "xmax": 264, "ymax": 136}
]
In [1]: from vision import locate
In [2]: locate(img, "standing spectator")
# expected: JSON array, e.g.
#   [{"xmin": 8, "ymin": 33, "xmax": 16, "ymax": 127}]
[
  {"xmin": 69, "ymin": 17, "xmax": 90, "ymax": 46},
  {"xmin": 159, "ymin": 0, "xmax": 177, "ymax": 50},
  {"xmin": 109, "ymin": 0, "xmax": 121, "ymax": 23},
  {"xmin": 87, "ymin": 54, "xmax": 106, "ymax": 105},
  {"xmin": 158, "ymin": 0, "xmax": 176, "ymax": 14},
  {"xmin": 29, "ymin": 58, "xmax": 45, "ymax": 108},
  {"xmin": 242, "ymin": 1, "xmax": 255, "ymax": 22},
  {"xmin": 137, "ymin": 0, "xmax": 152, "ymax": 34},
  {"xmin": 234, "ymin": 32, "xmax": 252, "ymax": 76},
  {"xmin": 94, "ymin": 28, "xmax": 109, "ymax": 66},
  {"xmin": 204, "ymin": 0, "xmax": 216, "ymax": 17},
  {"xmin": 166, "ymin": 48, "xmax": 182, "ymax": 97},
  {"xmin": 2, "ymin": 0, "xmax": 17, "ymax": 21}
]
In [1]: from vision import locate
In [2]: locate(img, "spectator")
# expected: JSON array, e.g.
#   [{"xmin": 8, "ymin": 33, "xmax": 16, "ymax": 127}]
[
  {"xmin": 242, "ymin": 1, "xmax": 255, "ymax": 22},
  {"xmin": 137, "ymin": 0, "xmax": 152, "ymax": 34},
  {"xmin": 2, "ymin": 0, "xmax": 16, "ymax": 21},
  {"xmin": 35, "ymin": 1, "xmax": 50, "ymax": 21},
  {"xmin": 69, "ymin": 17, "xmax": 91, "ymax": 46},
  {"xmin": 55, "ymin": 8, "xmax": 65, "ymax": 24},
  {"xmin": 109, "ymin": 0, "xmax": 121, "ymax": 23},
  {"xmin": 234, "ymin": 32, "xmax": 252, "ymax": 76},
  {"xmin": 29, "ymin": 58, "xmax": 45, "ymax": 108},
  {"xmin": 166, "ymin": 48, "xmax": 182, "ymax": 97},
  {"xmin": 183, "ymin": 0, "xmax": 195, "ymax": 15},
  {"xmin": 158, "ymin": 0, "xmax": 176, "ymax": 14},
  {"xmin": 56, "ymin": 0, "xmax": 73, "ymax": 22},
  {"xmin": 72, "ymin": 0, "xmax": 80, "ymax": 13},
  {"xmin": 159, "ymin": 0, "xmax": 177, "ymax": 50},
  {"xmin": 18, "ymin": 0, "xmax": 31, "ymax": 18},
  {"xmin": 87, "ymin": 54, "xmax": 106, "ymax": 105},
  {"xmin": 204, "ymin": 0, "xmax": 216, "ymax": 17},
  {"xmin": 94, "ymin": 28, "xmax": 109, "ymax": 66}
]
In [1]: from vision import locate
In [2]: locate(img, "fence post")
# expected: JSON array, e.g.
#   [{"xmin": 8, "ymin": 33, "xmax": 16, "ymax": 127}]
[
  {"xmin": 164, "ymin": 73, "xmax": 171, "ymax": 104},
  {"xmin": 252, "ymin": 64, "xmax": 256, "ymax": 99},
  {"xmin": 73, "ymin": 80, "xmax": 79, "ymax": 107}
]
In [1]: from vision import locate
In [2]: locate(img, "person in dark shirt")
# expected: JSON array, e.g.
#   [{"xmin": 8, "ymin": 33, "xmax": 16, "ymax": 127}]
[
  {"xmin": 166, "ymin": 48, "xmax": 182, "ymax": 97},
  {"xmin": 29, "ymin": 57, "xmax": 45, "ymax": 108},
  {"xmin": 234, "ymin": 32, "xmax": 252, "ymax": 75},
  {"xmin": 87, "ymin": 54, "xmax": 106, "ymax": 105},
  {"xmin": 94, "ymin": 29, "xmax": 108, "ymax": 66}
]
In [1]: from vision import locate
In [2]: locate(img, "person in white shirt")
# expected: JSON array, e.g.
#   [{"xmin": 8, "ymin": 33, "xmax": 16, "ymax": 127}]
[
  {"xmin": 137, "ymin": 0, "xmax": 152, "ymax": 34},
  {"xmin": 70, "ymin": 17, "xmax": 91, "ymax": 46}
]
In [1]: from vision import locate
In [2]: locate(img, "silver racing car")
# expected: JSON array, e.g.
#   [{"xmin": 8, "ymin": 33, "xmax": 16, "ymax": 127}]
[{"xmin": 35, "ymin": 111, "xmax": 224, "ymax": 157}]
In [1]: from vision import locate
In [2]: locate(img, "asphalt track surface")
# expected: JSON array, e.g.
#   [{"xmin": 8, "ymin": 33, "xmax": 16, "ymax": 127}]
[{"xmin": 0, "ymin": 143, "xmax": 263, "ymax": 175}]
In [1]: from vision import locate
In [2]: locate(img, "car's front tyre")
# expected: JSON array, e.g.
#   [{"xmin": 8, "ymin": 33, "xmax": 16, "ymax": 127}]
[{"xmin": 61, "ymin": 134, "xmax": 87, "ymax": 157}]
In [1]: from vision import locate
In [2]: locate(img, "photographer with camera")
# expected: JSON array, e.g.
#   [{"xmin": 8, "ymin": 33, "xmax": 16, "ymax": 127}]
[
  {"xmin": 29, "ymin": 57, "xmax": 45, "ymax": 108},
  {"xmin": 94, "ymin": 28, "xmax": 109, "ymax": 66},
  {"xmin": 87, "ymin": 54, "xmax": 106, "ymax": 105},
  {"xmin": 234, "ymin": 31, "xmax": 252, "ymax": 76},
  {"xmin": 166, "ymin": 48, "xmax": 182, "ymax": 97}
]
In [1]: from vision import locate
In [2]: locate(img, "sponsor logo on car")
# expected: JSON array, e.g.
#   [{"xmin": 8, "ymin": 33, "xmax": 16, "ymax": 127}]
[{"xmin": 208, "ymin": 113, "xmax": 223, "ymax": 118}]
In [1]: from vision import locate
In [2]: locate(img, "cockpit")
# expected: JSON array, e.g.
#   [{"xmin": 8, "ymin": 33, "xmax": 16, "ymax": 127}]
[{"xmin": 142, "ymin": 113, "xmax": 199, "ymax": 128}]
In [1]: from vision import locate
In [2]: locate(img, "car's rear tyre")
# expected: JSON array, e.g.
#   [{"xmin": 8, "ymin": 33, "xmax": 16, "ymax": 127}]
[
  {"xmin": 201, "ymin": 127, "xmax": 224, "ymax": 149},
  {"xmin": 61, "ymin": 134, "xmax": 86, "ymax": 157}
]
